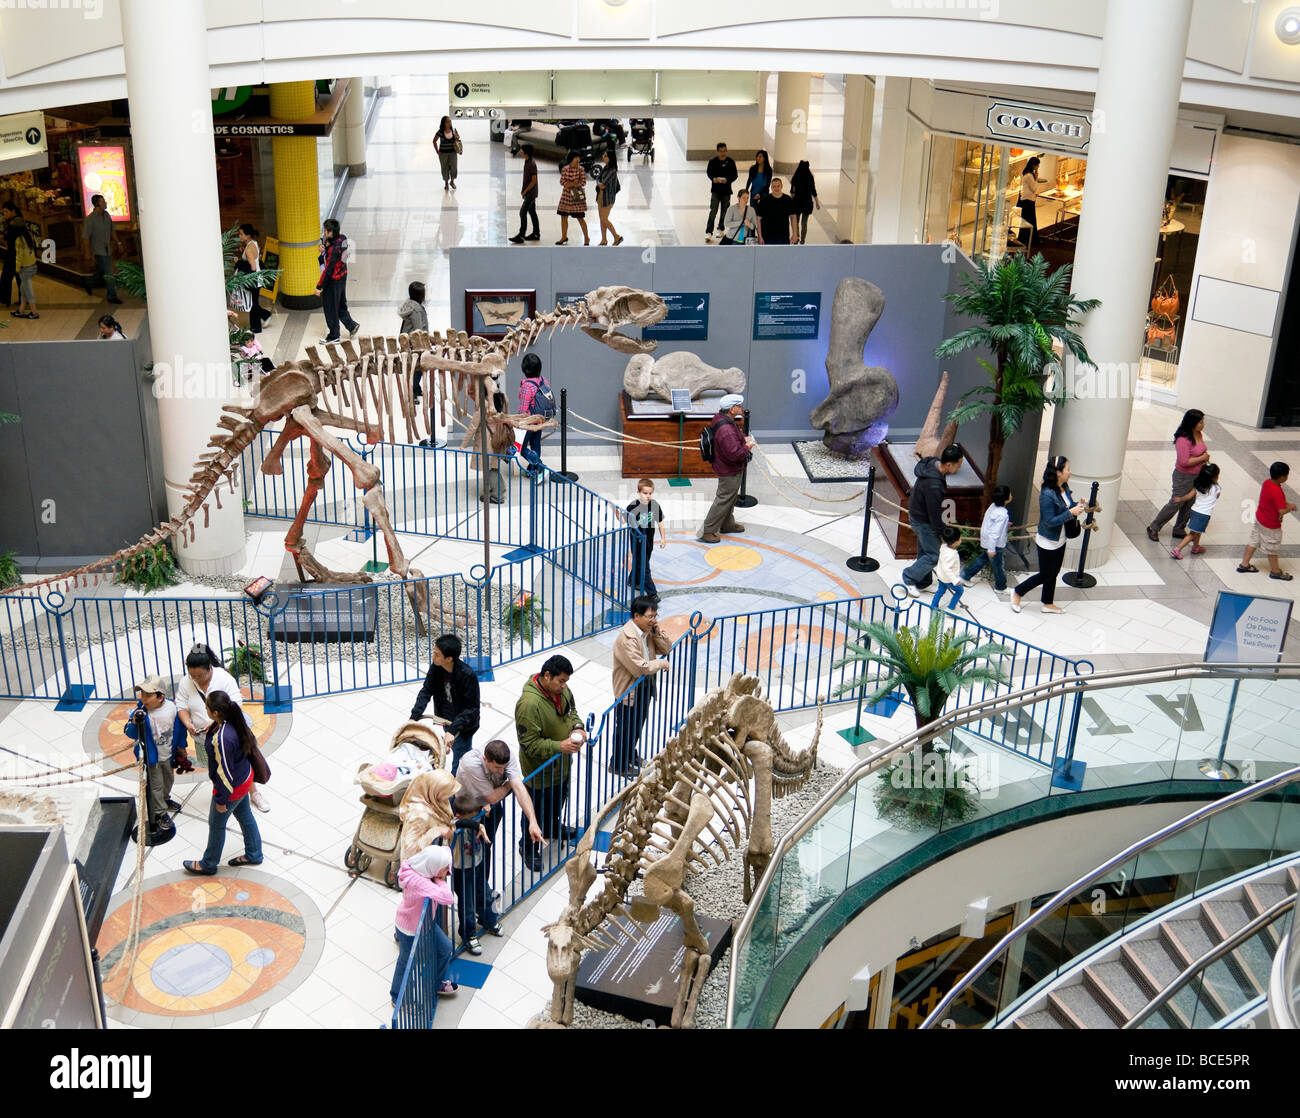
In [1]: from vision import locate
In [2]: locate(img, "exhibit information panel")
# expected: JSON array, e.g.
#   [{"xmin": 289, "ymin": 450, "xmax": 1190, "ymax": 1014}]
[
  {"xmin": 753, "ymin": 291, "xmax": 821, "ymax": 340},
  {"xmin": 643, "ymin": 293, "xmax": 709, "ymax": 341},
  {"xmin": 1204, "ymin": 592, "xmax": 1292, "ymax": 664}
]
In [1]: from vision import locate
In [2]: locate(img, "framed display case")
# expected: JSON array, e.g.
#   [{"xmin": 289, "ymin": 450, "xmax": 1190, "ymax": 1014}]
[{"xmin": 465, "ymin": 289, "xmax": 537, "ymax": 338}]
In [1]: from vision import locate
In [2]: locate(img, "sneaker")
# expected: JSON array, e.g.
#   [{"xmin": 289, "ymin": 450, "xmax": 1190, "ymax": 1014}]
[
  {"xmin": 958, "ymin": 579, "xmax": 975, "ymax": 587},
  {"xmin": 483, "ymin": 922, "xmax": 504, "ymax": 938},
  {"xmin": 524, "ymin": 233, "xmax": 541, "ymax": 241},
  {"xmin": 518, "ymin": 838, "xmax": 543, "ymax": 873},
  {"xmin": 250, "ymin": 789, "xmax": 270, "ymax": 813},
  {"xmin": 319, "ymin": 335, "xmax": 341, "ymax": 345},
  {"xmin": 348, "ymin": 324, "xmax": 360, "ymax": 339},
  {"xmin": 166, "ymin": 798, "xmax": 182, "ymax": 812},
  {"xmin": 902, "ymin": 582, "xmax": 923, "ymax": 599},
  {"xmin": 465, "ymin": 936, "xmax": 483, "ymax": 956},
  {"xmin": 107, "ymin": 296, "xmax": 123, "ymax": 305},
  {"xmin": 508, "ymin": 235, "xmax": 525, "ymax": 244}
]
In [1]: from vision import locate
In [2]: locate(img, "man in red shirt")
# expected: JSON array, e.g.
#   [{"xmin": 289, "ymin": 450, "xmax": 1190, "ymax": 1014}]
[
  {"xmin": 1238, "ymin": 461, "xmax": 1295, "ymax": 580},
  {"xmin": 697, "ymin": 394, "xmax": 756, "ymax": 543}
]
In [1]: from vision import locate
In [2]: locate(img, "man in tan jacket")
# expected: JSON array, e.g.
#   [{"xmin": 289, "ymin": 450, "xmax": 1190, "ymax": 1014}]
[{"xmin": 610, "ymin": 596, "xmax": 672, "ymax": 777}]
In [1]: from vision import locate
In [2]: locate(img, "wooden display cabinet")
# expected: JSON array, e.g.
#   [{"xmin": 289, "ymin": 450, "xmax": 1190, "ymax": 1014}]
[
  {"xmin": 871, "ymin": 441, "xmax": 986, "ymax": 559},
  {"xmin": 619, "ymin": 392, "xmax": 717, "ymax": 479}
]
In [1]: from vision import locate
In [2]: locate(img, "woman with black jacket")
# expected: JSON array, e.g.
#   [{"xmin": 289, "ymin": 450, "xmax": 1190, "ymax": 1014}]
[
  {"xmin": 745, "ymin": 149, "xmax": 773, "ymax": 209},
  {"xmin": 789, "ymin": 160, "xmax": 820, "ymax": 245},
  {"xmin": 1011, "ymin": 456, "xmax": 1088, "ymax": 616}
]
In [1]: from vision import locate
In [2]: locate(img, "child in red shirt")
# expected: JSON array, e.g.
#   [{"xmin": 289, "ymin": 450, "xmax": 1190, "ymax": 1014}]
[{"xmin": 1238, "ymin": 461, "xmax": 1295, "ymax": 580}]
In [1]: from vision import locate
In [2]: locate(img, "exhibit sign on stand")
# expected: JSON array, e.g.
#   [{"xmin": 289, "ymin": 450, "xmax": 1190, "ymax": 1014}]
[{"xmin": 1200, "ymin": 591, "xmax": 1292, "ymax": 779}]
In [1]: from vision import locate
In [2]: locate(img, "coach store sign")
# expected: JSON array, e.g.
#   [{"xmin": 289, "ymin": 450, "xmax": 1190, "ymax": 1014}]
[{"xmin": 986, "ymin": 101, "xmax": 1091, "ymax": 153}]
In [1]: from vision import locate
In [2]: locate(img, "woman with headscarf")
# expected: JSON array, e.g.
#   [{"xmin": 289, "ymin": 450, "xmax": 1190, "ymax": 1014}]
[
  {"xmin": 398, "ymin": 768, "xmax": 459, "ymax": 859},
  {"xmin": 391, "ymin": 843, "xmax": 458, "ymax": 1005}
]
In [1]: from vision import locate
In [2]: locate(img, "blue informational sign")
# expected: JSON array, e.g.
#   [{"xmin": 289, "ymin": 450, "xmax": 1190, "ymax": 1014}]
[
  {"xmin": 753, "ymin": 291, "xmax": 821, "ymax": 340},
  {"xmin": 643, "ymin": 292, "xmax": 709, "ymax": 341},
  {"xmin": 1204, "ymin": 592, "xmax": 1292, "ymax": 664}
]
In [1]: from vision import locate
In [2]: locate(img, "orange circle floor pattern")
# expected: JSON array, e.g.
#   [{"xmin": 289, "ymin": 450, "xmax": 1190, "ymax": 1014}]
[
  {"xmin": 98, "ymin": 875, "xmax": 315, "ymax": 1022},
  {"xmin": 99, "ymin": 700, "xmax": 277, "ymax": 771}
]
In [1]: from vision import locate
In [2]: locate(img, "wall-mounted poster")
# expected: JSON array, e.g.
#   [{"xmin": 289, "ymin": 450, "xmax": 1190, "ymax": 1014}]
[
  {"xmin": 555, "ymin": 291, "xmax": 587, "ymax": 310},
  {"xmin": 465, "ymin": 289, "xmax": 537, "ymax": 338},
  {"xmin": 643, "ymin": 292, "xmax": 709, "ymax": 341},
  {"xmin": 753, "ymin": 292, "xmax": 821, "ymax": 340},
  {"xmin": 74, "ymin": 142, "xmax": 132, "ymax": 222}
]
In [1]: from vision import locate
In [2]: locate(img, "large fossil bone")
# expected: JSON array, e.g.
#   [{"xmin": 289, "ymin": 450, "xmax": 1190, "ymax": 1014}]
[{"xmin": 622, "ymin": 351, "xmax": 746, "ymax": 404}]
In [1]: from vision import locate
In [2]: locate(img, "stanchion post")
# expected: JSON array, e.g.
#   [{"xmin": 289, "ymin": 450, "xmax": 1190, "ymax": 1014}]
[
  {"xmin": 558, "ymin": 388, "xmax": 578, "ymax": 481},
  {"xmin": 1062, "ymin": 480, "xmax": 1100, "ymax": 590},
  {"xmin": 735, "ymin": 408, "xmax": 758, "ymax": 510},
  {"xmin": 846, "ymin": 466, "xmax": 881, "ymax": 573},
  {"xmin": 668, "ymin": 411, "xmax": 691, "ymax": 487}
]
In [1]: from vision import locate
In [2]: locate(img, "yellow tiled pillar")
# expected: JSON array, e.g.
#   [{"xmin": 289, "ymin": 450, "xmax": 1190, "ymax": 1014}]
[{"xmin": 270, "ymin": 81, "xmax": 322, "ymax": 309}]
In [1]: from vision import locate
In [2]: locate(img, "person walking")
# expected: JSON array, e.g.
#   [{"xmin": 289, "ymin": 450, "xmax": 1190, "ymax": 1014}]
[
  {"xmin": 555, "ymin": 152, "xmax": 590, "ymax": 245},
  {"xmin": 961, "ymin": 485, "xmax": 1013, "ymax": 594},
  {"xmin": 705, "ymin": 141, "xmax": 738, "ymax": 242},
  {"xmin": 789, "ymin": 160, "xmax": 820, "ymax": 245},
  {"xmin": 234, "ymin": 223, "xmax": 267, "ymax": 334},
  {"xmin": 409, "ymin": 633, "xmax": 481, "ymax": 774},
  {"xmin": 1017, "ymin": 156, "xmax": 1045, "ymax": 247},
  {"xmin": 182, "ymin": 692, "xmax": 264, "ymax": 874},
  {"xmin": 745, "ymin": 149, "xmax": 773, "ymax": 209},
  {"xmin": 610, "ymin": 595, "xmax": 671, "ymax": 778},
  {"xmin": 433, "ymin": 115, "xmax": 460, "ymax": 190},
  {"xmin": 901, "ymin": 444, "xmax": 965, "ymax": 597},
  {"xmin": 1238, "ymin": 461, "xmax": 1295, "ymax": 581},
  {"xmin": 82, "ymin": 193, "xmax": 122, "ymax": 305},
  {"xmin": 930, "ymin": 526, "xmax": 967, "ymax": 613},
  {"xmin": 756, "ymin": 177, "xmax": 798, "ymax": 245},
  {"xmin": 1011, "ymin": 456, "xmax": 1088, "ymax": 616},
  {"xmin": 1146, "ymin": 409, "xmax": 1210, "ymax": 543},
  {"xmin": 509, "ymin": 143, "xmax": 541, "ymax": 244},
  {"xmin": 1170, "ymin": 464, "xmax": 1221, "ymax": 561},
  {"xmin": 697, "ymin": 393, "xmax": 756, "ymax": 543},
  {"xmin": 594, "ymin": 149, "xmax": 624, "ymax": 246},
  {"xmin": 719, "ymin": 188, "xmax": 756, "ymax": 245},
  {"xmin": 11, "ymin": 212, "xmax": 38, "ymax": 319},
  {"xmin": 517, "ymin": 353, "xmax": 552, "ymax": 474},
  {"xmin": 515, "ymin": 655, "xmax": 587, "ymax": 871},
  {"xmin": 625, "ymin": 477, "xmax": 666, "ymax": 596},
  {"xmin": 0, "ymin": 201, "xmax": 19, "ymax": 309},
  {"xmin": 391, "ymin": 844, "xmax": 458, "ymax": 1005},
  {"xmin": 316, "ymin": 218, "xmax": 360, "ymax": 344}
]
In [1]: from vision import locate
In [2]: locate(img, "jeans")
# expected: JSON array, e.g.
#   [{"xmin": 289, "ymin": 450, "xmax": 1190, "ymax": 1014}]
[
  {"xmin": 528, "ymin": 777, "xmax": 570, "ymax": 840},
  {"xmin": 612, "ymin": 683, "xmax": 651, "ymax": 771},
  {"xmin": 521, "ymin": 428, "xmax": 543, "ymax": 470},
  {"xmin": 628, "ymin": 535, "xmax": 656, "ymax": 597},
  {"xmin": 390, "ymin": 913, "xmax": 452, "ymax": 1003},
  {"xmin": 903, "ymin": 521, "xmax": 942, "ymax": 590},
  {"xmin": 321, "ymin": 282, "xmax": 358, "ymax": 340},
  {"xmin": 18, "ymin": 264, "xmax": 36, "ymax": 304},
  {"xmin": 450, "ymin": 732, "xmax": 473, "ymax": 775},
  {"xmin": 931, "ymin": 581, "xmax": 964, "ymax": 610},
  {"xmin": 698, "ymin": 473, "xmax": 743, "ymax": 539},
  {"xmin": 518, "ymin": 196, "xmax": 539, "ymax": 237},
  {"xmin": 453, "ymin": 860, "xmax": 498, "ymax": 941},
  {"xmin": 199, "ymin": 792, "xmax": 262, "ymax": 871},
  {"xmin": 93, "ymin": 253, "xmax": 117, "ymax": 299},
  {"xmin": 707, "ymin": 192, "xmax": 730, "ymax": 235},
  {"xmin": 1015, "ymin": 543, "xmax": 1067, "ymax": 606},
  {"xmin": 962, "ymin": 547, "xmax": 1007, "ymax": 591}
]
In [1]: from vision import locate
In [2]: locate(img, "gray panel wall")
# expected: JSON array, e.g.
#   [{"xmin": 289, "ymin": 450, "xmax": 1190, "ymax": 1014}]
[
  {"xmin": 0, "ymin": 325, "xmax": 164, "ymax": 570},
  {"xmin": 449, "ymin": 244, "xmax": 996, "ymax": 447}
]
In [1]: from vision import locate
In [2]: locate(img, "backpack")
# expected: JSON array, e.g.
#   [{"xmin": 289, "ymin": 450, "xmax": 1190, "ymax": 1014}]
[
  {"xmin": 529, "ymin": 379, "xmax": 556, "ymax": 418},
  {"xmin": 699, "ymin": 418, "xmax": 722, "ymax": 463}
]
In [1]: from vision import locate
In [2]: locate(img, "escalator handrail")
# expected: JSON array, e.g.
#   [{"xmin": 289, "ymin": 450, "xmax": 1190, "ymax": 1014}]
[
  {"xmin": 1122, "ymin": 890, "xmax": 1296, "ymax": 1030},
  {"xmin": 921, "ymin": 765, "xmax": 1300, "ymax": 1028},
  {"xmin": 728, "ymin": 659, "xmax": 1300, "ymax": 1027}
]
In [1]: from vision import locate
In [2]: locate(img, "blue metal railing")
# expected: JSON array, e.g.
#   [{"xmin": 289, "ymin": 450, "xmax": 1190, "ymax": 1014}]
[{"xmin": 389, "ymin": 898, "xmax": 448, "ymax": 1030}]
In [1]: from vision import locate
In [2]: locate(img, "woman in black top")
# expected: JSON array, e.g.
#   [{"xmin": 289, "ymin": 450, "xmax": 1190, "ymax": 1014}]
[
  {"xmin": 594, "ymin": 149, "xmax": 623, "ymax": 246},
  {"xmin": 745, "ymin": 149, "xmax": 773, "ymax": 209},
  {"xmin": 433, "ymin": 115, "xmax": 460, "ymax": 190},
  {"xmin": 789, "ymin": 160, "xmax": 820, "ymax": 245}
]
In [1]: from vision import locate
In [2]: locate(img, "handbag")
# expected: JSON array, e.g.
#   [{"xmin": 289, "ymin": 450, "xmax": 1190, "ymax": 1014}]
[
  {"xmin": 1150, "ymin": 275, "xmax": 1179, "ymax": 318},
  {"xmin": 1146, "ymin": 313, "xmax": 1176, "ymax": 346},
  {"xmin": 248, "ymin": 740, "xmax": 272, "ymax": 785},
  {"xmin": 453, "ymin": 131, "xmax": 463, "ymax": 155},
  {"xmin": 1064, "ymin": 517, "xmax": 1081, "ymax": 539},
  {"xmin": 228, "ymin": 285, "xmax": 253, "ymax": 313}
]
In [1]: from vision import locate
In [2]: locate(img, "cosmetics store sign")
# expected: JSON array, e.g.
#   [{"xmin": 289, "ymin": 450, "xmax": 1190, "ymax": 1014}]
[{"xmin": 986, "ymin": 100, "xmax": 1091, "ymax": 153}]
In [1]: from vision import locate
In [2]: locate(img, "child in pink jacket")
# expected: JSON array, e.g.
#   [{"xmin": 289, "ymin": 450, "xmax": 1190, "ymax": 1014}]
[{"xmin": 391, "ymin": 844, "xmax": 458, "ymax": 1005}]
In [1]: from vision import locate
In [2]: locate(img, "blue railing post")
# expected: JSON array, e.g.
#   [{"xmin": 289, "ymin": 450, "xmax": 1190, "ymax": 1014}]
[
  {"xmin": 48, "ymin": 592, "xmax": 94, "ymax": 710},
  {"xmin": 256, "ymin": 590, "xmax": 293, "ymax": 712},
  {"xmin": 583, "ymin": 711, "xmax": 596, "ymax": 829}
]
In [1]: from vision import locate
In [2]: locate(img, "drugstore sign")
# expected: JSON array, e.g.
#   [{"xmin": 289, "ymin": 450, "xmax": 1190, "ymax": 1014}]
[{"xmin": 986, "ymin": 100, "xmax": 1091, "ymax": 153}]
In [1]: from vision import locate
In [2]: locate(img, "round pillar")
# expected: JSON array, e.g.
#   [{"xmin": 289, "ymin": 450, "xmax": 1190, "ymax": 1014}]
[
  {"xmin": 1049, "ymin": 0, "xmax": 1194, "ymax": 565},
  {"xmin": 343, "ymin": 77, "xmax": 366, "ymax": 175},
  {"xmin": 270, "ymin": 81, "xmax": 323, "ymax": 311},
  {"xmin": 121, "ymin": 0, "xmax": 244, "ymax": 576},
  {"xmin": 773, "ymin": 72, "xmax": 811, "ymax": 175}
]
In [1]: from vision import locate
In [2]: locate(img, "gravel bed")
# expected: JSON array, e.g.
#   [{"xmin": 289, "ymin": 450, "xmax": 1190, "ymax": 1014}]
[
  {"xmin": 567, "ymin": 760, "xmax": 846, "ymax": 1030},
  {"xmin": 791, "ymin": 440, "xmax": 874, "ymax": 481}
]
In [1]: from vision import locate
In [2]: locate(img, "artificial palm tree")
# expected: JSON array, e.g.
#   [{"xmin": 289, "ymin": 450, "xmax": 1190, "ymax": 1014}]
[{"xmin": 935, "ymin": 253, "xmax": 1100, "ymax": 506}]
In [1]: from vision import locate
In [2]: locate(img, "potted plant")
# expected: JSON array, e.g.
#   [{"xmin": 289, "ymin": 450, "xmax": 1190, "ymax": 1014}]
[
  {"xmin": 114, "ymin": 542, "xmax": 178, "ymax": 593},
  {"xmin": 832, "ymin": 612, "xmax": 1009, "ymax": 826},
  {"xmin": 935, "ymin": 253, "xmax": 1099, "ymax": 506},
  {"xmin": 502, "ymin": 589, "xmax": 545, "ymax": 641},
  {"xmin": 225, "ymin": 640, "xmax": 266, "ymax": 684}
]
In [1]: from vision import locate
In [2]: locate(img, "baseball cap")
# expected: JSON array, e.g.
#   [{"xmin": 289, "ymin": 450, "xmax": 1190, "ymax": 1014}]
[{"xmin": 135, "ymin": 674, "xmax": 167, "ymax": 695}]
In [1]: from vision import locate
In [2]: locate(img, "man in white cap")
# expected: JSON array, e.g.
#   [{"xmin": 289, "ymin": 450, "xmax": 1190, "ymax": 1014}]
[
  {"xmin": 697, "ymin": 394, "xmax": 756, "ymax": 543},
  {"xmin": 123, "ymin": 674, "xmax": 184, "ymax": 832}
]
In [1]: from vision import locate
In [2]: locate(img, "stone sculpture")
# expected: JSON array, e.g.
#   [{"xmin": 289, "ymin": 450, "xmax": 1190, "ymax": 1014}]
[
  {"xmin": 532, "ymin": 674, "xmax": 821, "ymax": 1029},
  {"xmin": 810, "ymin": 276, "xmax": 900, "ymax": 456},
  {"xmin": 623, "ymin": 350, "xmax": 746, "ymax": 404},
  {"xmin": 6, "ymin": 287, "xmax": 668, "ymax": 631}
]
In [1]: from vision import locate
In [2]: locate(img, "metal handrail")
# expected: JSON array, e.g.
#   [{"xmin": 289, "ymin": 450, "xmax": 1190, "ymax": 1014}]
[
  {"xmin": 726, "ymin": 658, "xmax": 1300, "ymax": 1027},
  {"xmin": 921, "ymin": 765, "xmax": 1300, "ymax": 1028},
  {"xmin": 1123, "ymin": 890, "xmax": 1296, "ymax": 1030},
  {"xmin": 1270, "ymin": 926, "xmax": 1298, "ymax": 1029}
]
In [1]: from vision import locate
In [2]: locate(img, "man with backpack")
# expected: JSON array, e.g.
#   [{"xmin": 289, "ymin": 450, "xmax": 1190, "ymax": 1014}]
[
  {"xmin": 517, "ymin": 352, "xmax": 555, "ymax": 476},
  {"xmin": 697, "ymin": 393, "xmax": 756, "ymax": 543},
  {"xmin": 316, "ymin": 218, "xmax": 360, "ymax": 344}
]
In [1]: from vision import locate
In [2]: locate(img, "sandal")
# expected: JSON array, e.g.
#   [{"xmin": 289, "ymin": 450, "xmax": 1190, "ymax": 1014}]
[
  {"xmin": 183, "ymin": 860, "xmax": 216, "ymax": 876},
  {"xmin": 437, "ymin": 980, "xmax": 459, "ymax": 997},
  {"xmin": 228, "ymin": 855, "xmax": 262, "ymax": 867},
  {"xmin": 613, "ymin": 235, "xmax": 624, "ymax": 246},
  {"xmin": 1269, "ymin": 572, "xmax": 1293, "ymax": 581},
  {"xmin": 1236, "ymin": 564, "xmax": 1258, "ymax": 573},
  {"xmin": 1169, "ymin": 549, "xmax": 1182, "ymax": 560}
]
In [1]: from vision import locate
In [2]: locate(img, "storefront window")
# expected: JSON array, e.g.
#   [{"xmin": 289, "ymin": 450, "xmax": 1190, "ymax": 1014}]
[{"xmin": 1140, "ymin": 176, "xmax": 1206, "ymax": 394}]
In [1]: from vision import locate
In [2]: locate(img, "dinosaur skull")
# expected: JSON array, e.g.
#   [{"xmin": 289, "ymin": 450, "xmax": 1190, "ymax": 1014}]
[{"xmin": 580, "ymin": 285, "xmax": 667, "ymax": 355}]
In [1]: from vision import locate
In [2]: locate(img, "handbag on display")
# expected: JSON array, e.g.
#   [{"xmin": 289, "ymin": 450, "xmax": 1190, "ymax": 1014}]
[
  {"xmin": 1150, "ymin": 275, "xmax": 1179, "ymax": 318},
  {"xmin": 1146, "ymin": 314, "xmax": 1177, "ymax": 347}
]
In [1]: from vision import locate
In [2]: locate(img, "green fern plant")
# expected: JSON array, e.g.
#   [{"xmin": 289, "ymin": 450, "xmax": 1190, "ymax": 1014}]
[
  {"xmin": 114, "ymin": 543, "xmax": 179, "ymax": 593},
  {"xmin": 224, "ymin": 640, "xmax": 265, "ymax": 683},
  {"xmin": 502, "ymin": 590, "xmax": 545, "ymax": 641},
  {"xmin": 0, "ymin": 550, "xmax": 20, "ymax": 590}
]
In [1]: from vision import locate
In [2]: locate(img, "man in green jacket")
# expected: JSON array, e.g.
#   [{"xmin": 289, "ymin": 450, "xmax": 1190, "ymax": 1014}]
[{"xmin": 515, "ymin": 654, "xmax": 587, "ymax": 872}]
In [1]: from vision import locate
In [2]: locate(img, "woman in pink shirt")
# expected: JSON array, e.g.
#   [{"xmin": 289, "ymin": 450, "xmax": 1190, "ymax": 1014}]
[
  {"xmin": 391, "ymin": 844, "xmax": 458, "ymax": 1005},
  {"xmin": 1147, "ymin": 409, "xmax": 1209, "ymax": 542}
]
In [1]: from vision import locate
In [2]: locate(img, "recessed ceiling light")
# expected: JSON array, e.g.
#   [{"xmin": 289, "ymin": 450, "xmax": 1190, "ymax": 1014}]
[{"xmin": 1277, "ymin": 7, "xmax": 1300, "ymax": 45}]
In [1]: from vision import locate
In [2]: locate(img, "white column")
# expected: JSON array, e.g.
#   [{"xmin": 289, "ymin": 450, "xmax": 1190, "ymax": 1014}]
[
  {"xmin": 1048, "ymin": 0, "xmax": 1193, "ymax": 565},
  {"xmin": 838, "ymin": 76, "xmax": 873, "ymax": 243},
  {"xmin": 865, "ymin": 76, "xmax": 909, "ymax": 244},
  {"xmin": 773, "ymin": 72, "xmax": 811, "ymax": 175},
  {"xmin": 343, "ymin": 76, "xmax": 366, "ymax": 175},
  {"xmin": 121, "ymin": 0, "xmax": 245, "ymax": 575}
]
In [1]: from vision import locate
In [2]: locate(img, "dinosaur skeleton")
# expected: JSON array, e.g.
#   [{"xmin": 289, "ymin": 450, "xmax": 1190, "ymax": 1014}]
[
  {"xmin": 6, "ymin": 287, "xmax": 668, "ymax": 623},
  {"xmin": 535, "ymin": 674, "xmax": 821, "ymax": 1029}
]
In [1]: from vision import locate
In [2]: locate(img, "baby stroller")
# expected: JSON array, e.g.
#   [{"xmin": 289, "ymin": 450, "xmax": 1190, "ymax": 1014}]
[
  {"xmin": 345, "ymin": 721, "xmax": 448, "ymax": 889},
  {"xmin": 627, "ymin": 119, "xmax": 655, "ymax": 164}
]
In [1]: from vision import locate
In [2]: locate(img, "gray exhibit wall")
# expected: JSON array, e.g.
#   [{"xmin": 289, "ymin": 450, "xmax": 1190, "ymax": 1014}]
[
  {"xmin": 0, "ymin": 320, "xmax": 165, "ymax": 570},
  {"xmin": 449, "ymin": 244, "xmax": 992, "ymax": 467}
]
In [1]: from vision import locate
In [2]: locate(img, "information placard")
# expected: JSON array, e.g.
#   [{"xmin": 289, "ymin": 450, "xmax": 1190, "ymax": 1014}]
[
  {"xmin": 669, "ymin": 388, "xmax": 693, "ymax": 412},
  {"xmin": 643, "ymin": 292, "xmax": 709, "ymax": 341},
  {"xmin": 753, "ymin": 291, "xmax": 821, "ymax": 340},
  {"xmin": 1203, "ymin": 592, "xmax": 1292, "ymax": 664}
]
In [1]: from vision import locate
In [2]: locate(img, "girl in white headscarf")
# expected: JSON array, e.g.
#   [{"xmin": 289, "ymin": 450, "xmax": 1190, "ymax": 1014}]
[{"xmin": 391, "ymin": 843, "xmax": 458, "ymax": 1005}]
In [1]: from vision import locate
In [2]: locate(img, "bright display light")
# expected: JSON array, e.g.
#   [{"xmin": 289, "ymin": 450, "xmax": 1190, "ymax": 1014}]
[{"xmin": 1277, "ymin": 6, "xmax": 1300, "ymax": 45}]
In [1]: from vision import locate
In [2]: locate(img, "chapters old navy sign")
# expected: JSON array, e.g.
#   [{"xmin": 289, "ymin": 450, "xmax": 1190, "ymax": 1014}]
[{"xmin": 986, "ymin": 100, "xmax": 1091, "ymax": 153}]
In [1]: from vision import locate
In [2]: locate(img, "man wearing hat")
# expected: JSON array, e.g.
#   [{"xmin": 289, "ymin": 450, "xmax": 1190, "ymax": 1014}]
[
  {"xmin": 697, "ymin": 394, "xmax": 756, "ymax": 543},
  {"xmin": 123, "ymin": 674, "xmax": 186, "ymax": 833}
]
